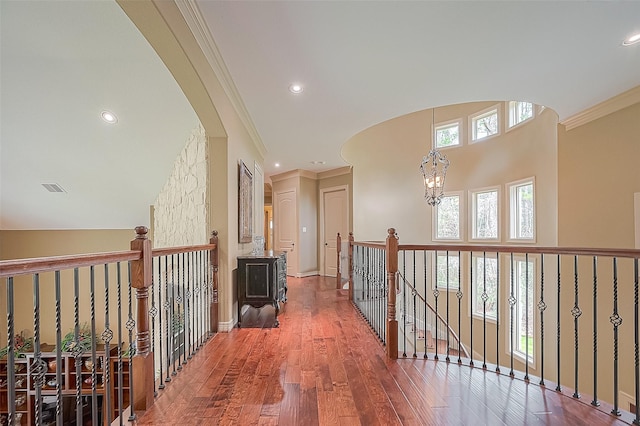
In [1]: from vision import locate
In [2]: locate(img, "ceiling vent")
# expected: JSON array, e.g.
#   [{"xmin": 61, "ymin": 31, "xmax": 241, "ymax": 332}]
[{"xmin": 42, "ymin": 183, "xmax": 66, "ymax": 193}]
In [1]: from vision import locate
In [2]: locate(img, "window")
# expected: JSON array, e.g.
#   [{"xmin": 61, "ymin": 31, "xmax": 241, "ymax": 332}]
[
  {"xmin": 471, "ymin": 188, "xmax": 499, "ymax": 240},
  {"xmin": 435, "ymin": 120, "xmax": 461, "ymax": 148},
  {"xmin": 508, "ymin": 101, "xmax": 534, "ymax": 128},
  {"xmin": 472, "ymin": 254, "xmax": 498, "ymax": 320},
  {"xmin": 471, "ymin": 106, "xmax": 499, "ymax": 141},
  {"xmin": 434, "ymin": 193, "xmax": 461, "ymax": 240},
  {"xmin": 435, "ymin": 252, "xmax": 460, "ymax": 290},
  {"xmin": 509, "ymin": 179, "xmax": 535, "ymax": 240},
  {"xmin": 510, "ymin": 257, "xmax": 535, "ymax": 362}
]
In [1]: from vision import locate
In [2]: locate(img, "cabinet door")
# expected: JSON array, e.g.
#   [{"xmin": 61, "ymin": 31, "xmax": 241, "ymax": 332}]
[{"xmin": 244, "ymin": 262, "xmax": 271, "ymax": 299}]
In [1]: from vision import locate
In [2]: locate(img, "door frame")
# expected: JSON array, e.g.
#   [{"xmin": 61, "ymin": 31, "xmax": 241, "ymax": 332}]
[
  {"xmin": 319, "ymin": 185, "xmax": 350, "ymax": 277},
  {"xmin": 274, "ymin": 187, "xmax": 298, "ymax": 276}
]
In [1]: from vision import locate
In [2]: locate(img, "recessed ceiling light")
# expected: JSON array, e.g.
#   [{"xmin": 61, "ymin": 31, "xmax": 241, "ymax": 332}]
[
  {"xmin": 623, "ymin": 32, "xmax": 640, "ymax": 46},
  {"xmin": 275, "ymin": 163, "xmax": 280, "ymax": 168},
  {"xmin": 101, "ymin": 110, "xmax": 118, "ymax": 124},
  {"xmin": 289, "ymin": 83, "xmax": 303, "ymax": 94}
]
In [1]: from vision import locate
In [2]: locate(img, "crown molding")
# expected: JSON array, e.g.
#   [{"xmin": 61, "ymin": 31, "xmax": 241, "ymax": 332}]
[
  {"xmin": 176, "ymin": 0, "xmax": 267, "ymax": 159},
  {"xmin": 318, "ymin": 166, "xmax": 352, "ymax": 179},
  {"xmin": 561, "ymin": 85, "xmax": 640, "ymax": 131},
  {"xmin": 270, "ymin": 169, "xmax": 318, "ymax": 182}
]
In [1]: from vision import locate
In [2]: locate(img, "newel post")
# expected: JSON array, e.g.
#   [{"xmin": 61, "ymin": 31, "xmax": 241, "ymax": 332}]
[
  {"xmin": 348, "ymin": 232, "xmax": 354, "ymax": 302},
  {"xmin": 130, "ymin": 226, "xmax": 154, "ymax": 411},
  {"xmin": 386, "ymin": 228, "xmax": 399, "ymax": 359},
  {"xmin": 210, "ymin": 230, "xmax": 219, "ymax": 333},
  {"xmin": 336, "ymin": 233, "xmax": 342, "ymax": 289}
]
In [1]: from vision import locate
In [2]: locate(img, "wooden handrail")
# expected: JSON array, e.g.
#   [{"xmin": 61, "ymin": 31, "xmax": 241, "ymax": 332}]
[
  {"xmin": 398, "ymin": 243, "xmax": 640, "ymax": 259},
  {"xmin": 152, "ymin": 243, "xmax": 216, "ymax": 258},
  {"xmin": 352, "ymin": 241, "xmax": 386, "ymax": 249},
  {"xmin": 0, "ymin": 250, "xmax": 142, "ymax": 279}
]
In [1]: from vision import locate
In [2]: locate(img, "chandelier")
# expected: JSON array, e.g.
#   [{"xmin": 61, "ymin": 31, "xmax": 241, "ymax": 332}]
[{"xmin": 419, "ymin": 109, "xmax": 450, "ymax": 206}]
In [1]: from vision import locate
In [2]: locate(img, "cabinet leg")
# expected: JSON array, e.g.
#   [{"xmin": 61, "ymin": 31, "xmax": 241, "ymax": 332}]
[{"xmin": 273, "ymin": 301, "xmax": 280, "ymax": 327}]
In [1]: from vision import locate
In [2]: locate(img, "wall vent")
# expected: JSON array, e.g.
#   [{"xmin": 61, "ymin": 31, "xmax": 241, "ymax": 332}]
[{"xmin": 42, "ymin": 183, "xmax": 66, "ymax": 193}]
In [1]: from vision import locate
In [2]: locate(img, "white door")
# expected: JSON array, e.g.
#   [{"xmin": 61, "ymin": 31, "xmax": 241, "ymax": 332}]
[
  {"xmin": 322, "ymin": 187, "xmax": 349, "ymax": 277},
  {"xmin": 274, "ymin": 189, "xmax": 297, "ymax": 276}
]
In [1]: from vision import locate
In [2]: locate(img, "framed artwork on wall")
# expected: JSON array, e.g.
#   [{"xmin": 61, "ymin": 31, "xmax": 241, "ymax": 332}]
[{"xmin": 239, "ymin": 160, "xmax": 253, "ymax": 243}]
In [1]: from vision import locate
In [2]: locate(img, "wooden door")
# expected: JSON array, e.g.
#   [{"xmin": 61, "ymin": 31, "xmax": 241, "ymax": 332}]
[
  {"xmin": 274, "ymin": 189, "xmax": 297, "ymax": 276},
  {"xmin": 322, "ymin": 187, "xmax": 348, "ymax": 277}
]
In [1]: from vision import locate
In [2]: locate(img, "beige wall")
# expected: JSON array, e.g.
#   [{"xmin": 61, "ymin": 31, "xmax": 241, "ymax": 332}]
[{"xmin": 299, "ymin": 177, "xmax": 318, "ymax": 274}]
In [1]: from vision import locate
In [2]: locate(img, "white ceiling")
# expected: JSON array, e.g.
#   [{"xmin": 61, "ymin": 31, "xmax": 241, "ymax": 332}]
[{"xmin": 1, "ymin": 1, "xmax": 639, "ymax": 231}]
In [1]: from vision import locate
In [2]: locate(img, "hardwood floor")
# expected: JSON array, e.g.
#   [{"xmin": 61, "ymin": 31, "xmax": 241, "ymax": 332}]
[{"xmin": 135, "ymin": 276, "xmax": 633, "ymax": 425}]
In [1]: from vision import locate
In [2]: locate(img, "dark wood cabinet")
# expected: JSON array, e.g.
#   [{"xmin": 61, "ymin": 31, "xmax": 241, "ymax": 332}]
[{"xmin": 237, "ymin": 251, "xmax": 287, "ymax": 327}]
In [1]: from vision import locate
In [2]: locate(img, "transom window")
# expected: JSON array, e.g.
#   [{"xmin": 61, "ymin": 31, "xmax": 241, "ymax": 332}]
[
  {"xmin": 471, "ymin": 107, "xmax": 499, "ymax": 141},
  {"xmin": 509, "ymin": 179, "xmax": 535, "ymax": 240},
  {"xmin": 508, "ymin": 101, "xmax": 534, "ymax": 128},
  {"xmin": 471, "ymin": 188, "xmax": 499, "ymax": 240},
  {"xmin": 435, "ymin": 120, "xmax": 461, "ymax": 148},
  {"xmin": 434, "ymin": 193, "xmax": 461, "ymax": 240}
]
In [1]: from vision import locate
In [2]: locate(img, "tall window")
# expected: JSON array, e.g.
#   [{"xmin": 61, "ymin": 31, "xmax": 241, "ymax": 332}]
[
  {"xmin": 434, "ymin": 193, "xmax": 461, "ymax": 240},
  {"xmin": 471, "ymin": 106, "xmax": 499, "ymax": 141},
  {"xmin": 472, "ymin": 188, "xmax": 499, "ymax": 240},
  {"xmin": 509, "ymin": 179, "xmax": 535, "ymax": 240},
  {"xmin": 511, "ymin": 257, "xmax": 535, "ymax": 362},
  {"xmin": 472, "ymin": 254, "xmax": 498, "ymax": 320},
  {"xmin": 435, "ymin": 252, "xmax": 460, "ymax": 290},
  {"xmin": 508, "ymin": 101, "xmax": 534, "ymax": 128},
  {"xmin": 435, "ymin": 120, "xmax": 461, "ymax": 148}
]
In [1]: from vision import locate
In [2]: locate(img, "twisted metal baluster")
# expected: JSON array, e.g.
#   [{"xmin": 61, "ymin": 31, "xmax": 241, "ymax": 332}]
[
  {"xmin": 6, "ymin": 277, "xmax": 15, "ymax": 426},
  {"xmin": 116, "ymin": 263, "xmax": 124, "ymax": 425},
  {"xmin": 31, "ymin": 273, "xmax": 47, "ymax": 425},
  {"xmin": 55, "ymin": 271, "xmax": 64, "ymax": 424},
  {"xmin": 591, "ymin": 256, "xmax": 599, "ymax": 407},
  {"xmin": 402, "ymin": 250, "xmax": 407, "ymax": 358},
  {"xmin": 73, "ymin": 268, "xmax": 83, "ymax": 426},
  {"xmin": 433, "ymin": 281, "xmax": 440, "ymax": 361},
  {"xmin": 610, "ymin": 257, "xmax": 622, "ymax": 416},
  {"xmin": 525, "ymin": 253, "xmax": 530, "ymax": 382},
  {"xmin": 186, "ymin": 252, "xmax": 192, "ymax": 360},
  {"xmin": 538, "ymin": 254, "xmax": 546, "ymax": 386},
  {"xmin": 158, "ymin": 256, "xmax": 165, "ymax": 390},
  {"xmin": 469, "ymin": 251, "xmax": 474, "ymax": 367},
  {"xmin": 412, "ymin": 250, "xmax": 417, "ymax": 357},
  {"xmin": 446, "ymin": 251, "xmax": 450, "ymax": 363},
  {"xmin": 149, "ymin": 259, "xmax": 158, "ymax": 397},
  {"xmin": 90, "ymin": 266, "xmax": 98, "ymax": 425},
  {"xmin": 633, "ymin": 258, "xmax": 639, "ymax": 425},
  {"xmin": 571, "ymin": 256, "xmax": 581, "ymax": 397},
  {"xmin": 424, "ymin": 250, "xmax": 428, "ymax": 359}
]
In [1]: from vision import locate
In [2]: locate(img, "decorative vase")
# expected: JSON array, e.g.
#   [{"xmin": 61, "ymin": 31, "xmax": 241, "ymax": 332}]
[{"xmin": 48, "ymin": 359, "xmax": 56, "ymax": 373}]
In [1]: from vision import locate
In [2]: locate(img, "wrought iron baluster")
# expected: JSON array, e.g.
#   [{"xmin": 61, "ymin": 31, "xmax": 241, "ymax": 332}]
[
  {"xmin": 412, "ymin": 250, "xmax": 417, "ymax": 357},
  {"xmin": 634, "ymin": 258, "xmax": 639, "ymax": 425},
  {"xmin": 482, "ymin": 251, "xmax": 487, "ymax": 370},
  {"xmin": 31, "ymin": 273, "xmax": 46, "ymax": 425},
  {"xmin": 158, "ymin": 256, "xmax": 165, "ymax": 390},
  {"xmin": 556, "ymin": 255, "xmax": 562, "ymax": 392},
  {"xmin": 610, "ymin": 257, "xmax": 622, "ymax": 416},
  {"xmin": 149, "ymin": 258, "xmax": 158, "ymax": 397},
  {"xmin": 90, "ymin": 266, "xmax": 98, "ymax": 425},
  {"xmin": 591, "ymin": 256, "xmax": 599, "ymax": 406},
  {"xmin": 446, "ymin": 251, "xmax": 450, "ymax": 362},
  {"xmin": 509, "ymin": 253, "xmax": 515, "ymax": 377},
  {"xmin": 538, "ymin": 254, "xmax": 546, "ymax": 386},
  {"xmin": 457, "ymin": 251, "xmax": 462, "ymax": 364},
  {"xmin": 6, "ymin": 277, "xmax": 15, "ymax": 426},
  {"xmin": 525, "ymin": 253, "xmax": 530, "ymax": 382},
  {"xmin": 433, "ymin": 280, "xmax": 440, "ymax": 361},
  {"xmin": 73, "ymin": 268, "xmax": 83, "ymax": 426},
  {"xmin": 424, "ymin": 250, "xmax": 428, "ymax": 359},
  {"xmin": 127, "ymin": 262, "xmax": 136, "ymax": 421},
  {"xmin": 571, "ymin": 256, "xmax": 581, "ymax": 397},
  {"xmin": 402, "ymin": 250, "xmax": 407, "ymax": 357},
  {"xmin": 180, "ymin": 252, "xmax": 186, "ymax": 367},
  {"xmin": 103, "ymin": 264, "xmax": 114, "ymax": 424},
  {"xmin": 55, "ymin": 271, "xmax": 64, "ymax": 424},
  {"xmin": 186, "ymin": 252, "xmax": 192, "ymax": 360},
  {"xmin": 495, "ymin": 253, "xmax": 500, "ymax": 373},
  {"xmin": 469, "ymin": 251, "xmax": 474, "ymax": 367},
  {"xmin": 117, "ymin": 263, "xmax": 124, "ymax": 425},
  {"xmin": 169, "ymin": 254, "xmax": 175, "ymax": 379}
]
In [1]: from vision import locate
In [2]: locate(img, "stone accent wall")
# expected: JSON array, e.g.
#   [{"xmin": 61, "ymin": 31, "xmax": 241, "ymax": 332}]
[{"xmin": 153, "ymin": 124, "xmax": 208, "ymax": 247}]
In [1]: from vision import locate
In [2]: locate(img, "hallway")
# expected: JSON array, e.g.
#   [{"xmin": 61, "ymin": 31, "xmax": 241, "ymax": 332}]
[{"xmin": 136, "ymin": 276, "xmax": 632, "ymax": 425}]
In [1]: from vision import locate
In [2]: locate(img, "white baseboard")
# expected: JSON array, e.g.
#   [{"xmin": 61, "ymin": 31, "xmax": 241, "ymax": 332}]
[
  {"xmin": 217, "ymin": 319, "xmax": 235, "ymax": 332},
  {"xmin": 295, "ymin": 271, "xmax": 319, "ymax": 278}
]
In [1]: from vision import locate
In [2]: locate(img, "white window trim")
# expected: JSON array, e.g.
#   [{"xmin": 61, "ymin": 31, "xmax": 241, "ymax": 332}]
[
  {"xmin": 506, "ymin": 177, "xmax": 536, "ymax": 243},
  {"xmin": 433, "ymin": 190, "xmax": 464, "ymax": 242},
  {"xmin": 433, "ymin": 251, "xmax": 463, "ymax": 291},
  {"xmin": 505, "ymin": 255, "xmax": 537, "ymax": 368},
  {"xmin": 470, "ymin": 253, "xmax": 499, "ymax": 322},
  {"xmin": 433, "ymin": 117, "xmax": 464, "ymax": 150},
  {"xmin": 469, "ymin": 186, "xmax": 501, "ymax": 242},
  {"xmin": 470, "ymin": 103, "xmax": 501, "ymax": 143},
  {"xmin": 506, "ymin": 101, "xmax": 535, "ymax": 132}
]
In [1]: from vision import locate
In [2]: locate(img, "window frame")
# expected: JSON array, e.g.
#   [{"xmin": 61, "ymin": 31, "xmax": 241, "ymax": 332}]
[
  {"xmin": 506, "ymin": 101, "xmax": 535, "ymax": 130},
  {"xmin": 470, "ymin": 104, "xmax": 501, "ymax": 142},
  {"xmin": 506, "ymin": 255, "xmax": 537, "ymax": 366},
  {"xmin": 470, "ymin": 186, "xmax": 501, "ymax": 242},
  {"xmin": 507, "ymin": 177, "xmax": 536, "ymax": 243},
  {"xmin": 470, "ymin": 253, "xmax": 499, "ymax": 322},
  {"xmin": 433, "ymin": 118, "xmax": 463, "ymax": 149},
  {"xmin": 433, "ymin": 191, "xmax": 464, "ymax": 242}
]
